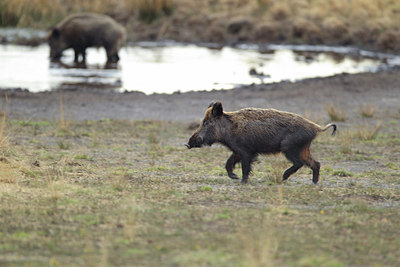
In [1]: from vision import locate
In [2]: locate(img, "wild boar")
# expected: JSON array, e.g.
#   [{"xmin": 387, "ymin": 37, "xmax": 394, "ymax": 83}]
[
  {"xmin": 47, "ymin": 13, "xmax": 126, "ymax": 64},
  {"xmin": 185, "ymin": 102, "xmax": 336, "ymax": 184}
]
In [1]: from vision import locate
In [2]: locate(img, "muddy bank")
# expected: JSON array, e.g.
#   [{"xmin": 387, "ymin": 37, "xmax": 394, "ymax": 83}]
[{"xmin": 2, "ymin": 69, "xmax": 400, "ymax": 124}]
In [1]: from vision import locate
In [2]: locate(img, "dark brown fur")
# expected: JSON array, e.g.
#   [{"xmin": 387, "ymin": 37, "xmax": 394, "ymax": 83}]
[
  {"xmin": 186, "ymin": 102, "xmax": 336, "ymax": 184},
  {"xmin": 47, "ymin": 13, "xmax": 126, "ymax": 64}
]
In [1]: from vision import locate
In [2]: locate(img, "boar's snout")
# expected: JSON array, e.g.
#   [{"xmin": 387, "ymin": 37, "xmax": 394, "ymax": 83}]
[
  {"xmin": 49, "ymin": 49, "xmax": 63, "ymax": 61},
  {"xmin": 107, "ymin": 54, "xmax": 120, "ymax": 63},
  {"xmin": 186, "ymin": 134, "xmax": 203, "ymax": 149}
]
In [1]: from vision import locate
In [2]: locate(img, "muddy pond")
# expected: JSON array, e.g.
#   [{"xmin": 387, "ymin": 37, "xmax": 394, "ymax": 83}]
[{"xmin": 1, "ymin": 42, "xmax": 400, "ymax": 94}]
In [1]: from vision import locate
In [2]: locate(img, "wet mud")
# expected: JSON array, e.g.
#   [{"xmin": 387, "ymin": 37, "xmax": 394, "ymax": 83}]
[{"xmin": 2, "ymin": 68, "xmax": 399, "ymax": 123}]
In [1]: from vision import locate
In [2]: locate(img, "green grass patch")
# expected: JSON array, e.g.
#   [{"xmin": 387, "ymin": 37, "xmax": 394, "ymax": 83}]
[{"xmin": 333, "ymin": 168, "xmax": 354, "ymax": 177}]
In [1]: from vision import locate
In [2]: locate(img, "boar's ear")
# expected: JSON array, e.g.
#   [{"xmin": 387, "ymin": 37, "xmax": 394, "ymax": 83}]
[
  {"xmin": 211, "ymin": 102, "xmax": 223, "ymax": 117},
  {"xmin": 51, "ymin": 28, "xmax": 61, "ymax": 39}
]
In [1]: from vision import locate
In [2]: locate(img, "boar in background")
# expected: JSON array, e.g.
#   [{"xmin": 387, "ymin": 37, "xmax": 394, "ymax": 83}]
[{"xmin": 47, "ymin": 13, "xmax": 126, "ymax": 64}]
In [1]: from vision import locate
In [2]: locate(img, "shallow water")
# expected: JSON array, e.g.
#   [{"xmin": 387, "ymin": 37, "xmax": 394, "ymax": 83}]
[{"xmin": 1, "ymin": 42, "xmax": 399, "ymax": 94}]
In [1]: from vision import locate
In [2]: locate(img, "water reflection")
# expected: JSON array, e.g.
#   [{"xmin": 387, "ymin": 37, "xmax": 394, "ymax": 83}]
[
  {"xmin": 49, "ymin": 60, "xmax": 122, "ymax": 91},
  {"xmin": 50, "ymin": 59, "xmax": 119, "ymax": 70},
  {"xmin": 0, "ymin": 43, "xmax": 399, "ymax": 94}
]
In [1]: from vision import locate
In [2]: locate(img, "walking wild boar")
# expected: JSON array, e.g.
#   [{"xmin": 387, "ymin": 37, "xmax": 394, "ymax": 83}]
[
  {"xmin": 185, "ymin": 102, "xmax": 337, "ymax": 184},
  {"xmin": 47, "ymin": 13, "xmax": 126, "ymax": 63}
]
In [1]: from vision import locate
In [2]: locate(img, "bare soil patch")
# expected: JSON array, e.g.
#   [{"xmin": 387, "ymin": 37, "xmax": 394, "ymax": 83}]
[{"xmin": 2, "ymin": 69, "xmax": 400, "ymax": 123}]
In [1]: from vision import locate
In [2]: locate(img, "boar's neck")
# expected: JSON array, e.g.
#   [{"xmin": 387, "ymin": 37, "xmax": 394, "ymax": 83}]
[{"xmin": 215, "ymin": 114, "xmax": 234, "ymax": 147}]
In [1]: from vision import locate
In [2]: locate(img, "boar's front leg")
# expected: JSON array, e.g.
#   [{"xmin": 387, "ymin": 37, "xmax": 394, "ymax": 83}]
[
  {"xmin": 240, "ymin": 153, "xmax": 256, "ymax": 184},
  {"xmin": 225, "ymin": 153, "xmax": 241, "ymax": 180},
  {"xmin": 74, "ymin": 48, "xmax": 86, "ymax": 63}
]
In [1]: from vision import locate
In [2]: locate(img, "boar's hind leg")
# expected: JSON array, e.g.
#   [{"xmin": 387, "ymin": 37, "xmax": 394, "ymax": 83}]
[
  {"xmin": 106, "ymin": 45, "xmax": 120, "ymax": 63},
  {"xmin": 282, "ymin": 164, "xmax": 303, "ymax": 181},
  {"xmin": 282, "ymin": 148, "xmax": 304, "ymax": 181},
  {"xmin": 225, "ymin": 153, "xmax": 241, "ymax": 179},
  {"xmin": 300, "ymin": 145, "xmax": 321, "ymax": 184}
]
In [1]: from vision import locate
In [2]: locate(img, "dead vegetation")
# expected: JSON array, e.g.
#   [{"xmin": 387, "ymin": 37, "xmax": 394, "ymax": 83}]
[
  {"xmin": 360, "ymin": 104, "xmax": 376, "ymax": 118},
  {"xmin": 356, "ymin": 121, "xmax": 382, "ymax": 141},
  {"xmin": 0, "ymin": 106, "xmax": 7, "ymax": 150},
  {"xmin": 326, "ymin": 104, "xmax": 346, "ymax": 122},
  {"xmin": 1, "ymin": 0, "xmax": 400, "ymax": 52}
]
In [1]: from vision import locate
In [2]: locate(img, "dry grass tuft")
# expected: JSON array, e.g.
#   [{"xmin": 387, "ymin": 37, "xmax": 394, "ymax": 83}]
[
  {"xmin": 0, "ymin": 95, "xmax": 20, "ymax": 184},
  {"xmin": 0, "ymin": 161, "xmax": 18, "ymax": 183},
  {"xmin": 270, "ymin": 2, "xmax": 291, "ymax": 21},
  {"xmin": 240, "ymin": 216, "xmax": 278, "ymax": 267},
  {"xmin": 326, "ymin": 104, "xmax": 346, "ymax": 122},
  {"xmin": 135, "ymin": 0, "xmax": 174, "ymax": 23},
  {"xmin": 0, "ymin": 95, "xmax": 9, "ymax": 150},
  {"xmin": 322, "ymin": 17, "xmax": 348, "ymax": 42},
  {"xmin": 0, "ymin": 114, "xmax": 7, "ymax": 150},
  {"xmin": 339, "ymin": 130, "xmax": 353, "ymax": 154},
  {"xmin": 357, "ymin": 121, "xmax": 382, "ymax": 140},
  {"xmin": 361, "ymin": 104, "xmax": 375, "ymax": 118},
  {"xmin": 267, "ymin": 155, "xmax": 287, "ymax": 184},
  {"xmin": 292, "ymin": 18, "xmax": 321, "ymax": 43},
  {"xmin": 58, "ymin": 95, "xmax": 71, "ymax": 133}
]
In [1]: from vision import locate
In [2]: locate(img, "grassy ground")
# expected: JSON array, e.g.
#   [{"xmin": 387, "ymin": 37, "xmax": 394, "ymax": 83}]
[
  {"xmin": 1, "ymin": 106, "xmax": 400, "ymax": 266},
  {"xmin": 1, "ymin": 0, "xmax": 400, "ymax": 52}
]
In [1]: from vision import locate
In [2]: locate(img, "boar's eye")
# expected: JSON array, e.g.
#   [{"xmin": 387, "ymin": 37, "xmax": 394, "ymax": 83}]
[{"xmin": 203, "ymin": 120, "xmax": 211, "ymax": 127}]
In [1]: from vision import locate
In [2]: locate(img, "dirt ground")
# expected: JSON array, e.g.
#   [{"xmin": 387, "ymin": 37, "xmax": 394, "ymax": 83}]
[{"xmin": 2, "ymin": 68, "xmax": 400, "ymax": 124}]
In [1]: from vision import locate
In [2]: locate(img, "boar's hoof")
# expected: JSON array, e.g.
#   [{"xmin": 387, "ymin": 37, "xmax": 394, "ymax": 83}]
[
  {"xmin": 184, "ymin": 143, "xmax": 191, "ymax": 149},
  {"xmin": 228, "ymin": 173, "xmax": 239, "ymax": 180},
  {"xmin": 50, "ymin": 58, "xmax": 62, "ymax": 63},
  {"xmin": 241, "ymin": 179, "xmax": 248, "ymax": 184}
]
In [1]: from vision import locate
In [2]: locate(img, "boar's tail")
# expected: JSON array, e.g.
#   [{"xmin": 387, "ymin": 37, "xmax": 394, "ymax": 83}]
[{"xmin": 320, "ymin": 123, "xmax": 337, "ymax": 136}]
